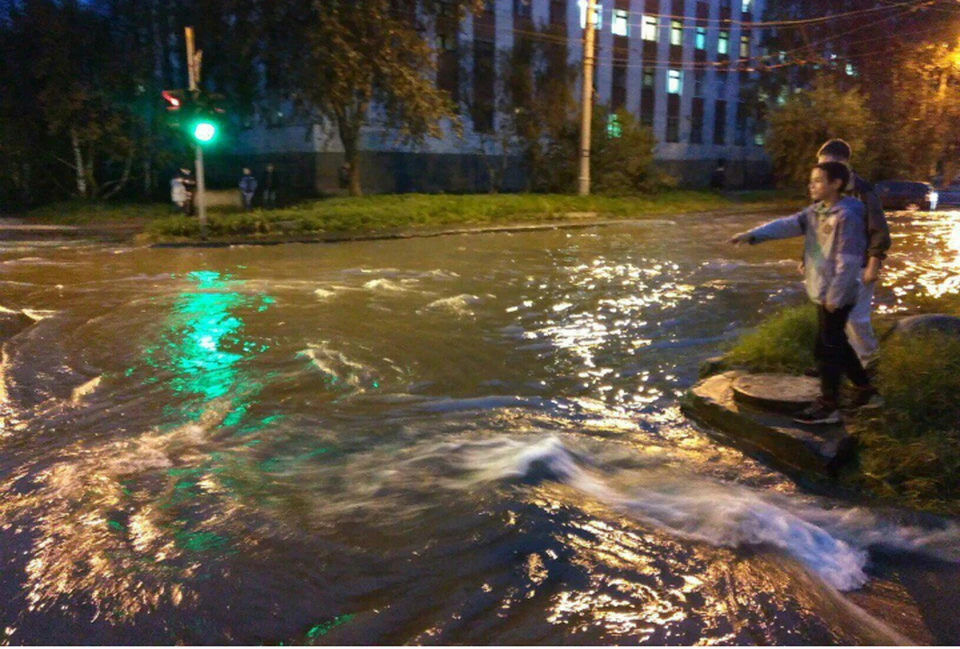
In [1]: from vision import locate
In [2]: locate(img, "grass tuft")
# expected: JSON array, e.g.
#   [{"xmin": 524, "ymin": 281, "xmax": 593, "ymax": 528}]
[{"xmin": 724, "ymin": 305, "xmax": 818, "ymax": 374}]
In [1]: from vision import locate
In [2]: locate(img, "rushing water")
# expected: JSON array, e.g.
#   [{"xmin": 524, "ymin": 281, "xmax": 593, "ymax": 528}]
[{"xmin": 1, "ymin": 210, "xmax": 959, "ymax": 645}]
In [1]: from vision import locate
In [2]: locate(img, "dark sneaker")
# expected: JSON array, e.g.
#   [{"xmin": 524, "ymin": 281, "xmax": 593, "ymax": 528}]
[
  {"xmin": 794, "ymin": 399, "xmax": 841, "ymax": 425},
  {"xmin": 850, "ymin": 386, "xmax": 883, "ymax": 409},
  {"xmin": 803, "ymin": 367, "xmax": 820, "ymax": 378}
]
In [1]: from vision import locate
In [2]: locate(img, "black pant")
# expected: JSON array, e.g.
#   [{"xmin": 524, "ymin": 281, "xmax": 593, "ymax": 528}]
[{"xmin": 815, "ymin": 304, "xmax": 870, "ymax": 403}]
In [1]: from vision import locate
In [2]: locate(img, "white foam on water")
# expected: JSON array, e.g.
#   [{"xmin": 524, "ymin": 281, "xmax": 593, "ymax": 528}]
[
  {"xmin": 104, "ymin": 400, "xmax": 233, "ymax": 476},
  {"xmin": 453, "ymin": 435, "xmax": 960, "ymax": 592},
  {"xmin": 363, "ymin": 278, "xmax": 416, "ymax": 292},
  {"xmin": 301, "ymin": 342, "xmax": 369, "ymax": 389},
  {"xmin": 418, "ymin": 294, "xmax": 482, "ymax": 316}
]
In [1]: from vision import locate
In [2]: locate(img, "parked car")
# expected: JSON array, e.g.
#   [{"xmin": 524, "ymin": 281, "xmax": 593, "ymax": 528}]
[
  {"xmin": 936, "ymin": 182, "xmax": 960, "ymax": 208},
  {"xmin": 873, "ymin": 180, "xmax": 938, "ymax": 211}
]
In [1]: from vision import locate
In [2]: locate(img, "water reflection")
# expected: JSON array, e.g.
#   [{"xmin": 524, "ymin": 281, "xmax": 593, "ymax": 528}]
[{"xmin": 3, "ymin": 270, "xmax": 278, "ymax": 622}]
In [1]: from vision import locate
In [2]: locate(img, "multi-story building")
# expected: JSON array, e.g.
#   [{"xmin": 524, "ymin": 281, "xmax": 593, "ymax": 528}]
[{"xmin": 234, "ymin": 0, "xmax": 770, "ymax": 194}]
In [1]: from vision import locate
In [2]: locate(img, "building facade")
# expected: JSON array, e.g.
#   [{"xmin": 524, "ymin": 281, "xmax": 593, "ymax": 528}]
[{"xmin": 232, "ymin": 0, "xmax": 770, "ymax": 194}]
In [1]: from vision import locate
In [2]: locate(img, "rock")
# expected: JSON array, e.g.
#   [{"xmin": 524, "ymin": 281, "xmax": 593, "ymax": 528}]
[
  {"xmin": 886, "ymin": 314, "xmax": 960, "ymax": 341},
  {"xmin": 731, "ymin": 373, "xmax": 819, "ymax": 414},
  {"xmin": 682, "ymin": 371, "xmax": 855, "ymax": 477},
  {"xmin": 0, "ymin": 308, "xmax": 37, "ymax": 342},
  {"xmin": 698, "ymin": 355, "xmax": 730, "ymax": 379}
]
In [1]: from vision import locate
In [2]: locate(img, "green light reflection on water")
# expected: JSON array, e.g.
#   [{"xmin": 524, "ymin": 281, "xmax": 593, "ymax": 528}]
[
  {"xmin": 306, "ymin": 614, "xmax": 355, "ymax": 640},
  {"xmin": 138, "ymin": 270, "xmax": 276, "ymax": 427}
]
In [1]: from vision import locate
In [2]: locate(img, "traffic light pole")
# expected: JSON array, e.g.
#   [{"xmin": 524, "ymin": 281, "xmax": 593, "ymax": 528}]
[{"xmin": 185, "ymin": 27, "xmax": 207, "ymax": 240}]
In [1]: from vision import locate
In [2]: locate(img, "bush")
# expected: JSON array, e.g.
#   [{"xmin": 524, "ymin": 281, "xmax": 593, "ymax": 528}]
[
  {"xmin": 533, "ymin": 107, "xmax": 657, "ymax": 194},
  {"xmin": 853, "ymin": 332, "xmax": 960, "ymax": 512},
  {"xmin": 725, "ymin": 304, "xmax": 818, "ymax": 373}
]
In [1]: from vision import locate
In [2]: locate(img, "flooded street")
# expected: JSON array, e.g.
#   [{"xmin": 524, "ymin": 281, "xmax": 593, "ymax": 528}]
[{"xmin": 1, "ymin": 210, "xmax": 959, "ymax": 644}]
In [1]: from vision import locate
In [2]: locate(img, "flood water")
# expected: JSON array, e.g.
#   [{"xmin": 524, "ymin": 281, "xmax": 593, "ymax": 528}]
[{"xmin": 1, "ymin": 209, "xmax": 959, "ymax": 645}]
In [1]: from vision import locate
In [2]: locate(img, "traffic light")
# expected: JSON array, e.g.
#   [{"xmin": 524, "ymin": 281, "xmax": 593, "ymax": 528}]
[
  {"xmin": 192, "ymin": 120, "xmax": 217, "ymax": 143},
  {"xmin": 162, "ymin": 89, "xmax": 224, "ymax": 145},
  {"xmin": 162, "ymin": 89, "xmax": 187, "ymax": 111}
]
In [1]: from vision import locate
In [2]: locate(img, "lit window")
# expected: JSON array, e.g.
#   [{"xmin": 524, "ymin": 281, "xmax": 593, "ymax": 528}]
[
  {"xmin": 742, "ymin": 0, "xmax": 751, "ymax": 11},
  {"xmin": 718, "ymin": 30, "xmax": 729, "ymax": 55},
  {"xmin": 642, "ymin": 15, "xmax": 658, "ymax": 41},
  {"xmin": 607, "ymin": 114, "xmax": 622, "ymax": 138},
  {"xmin": 578, "ymin": 1, "xmax": 602, "ymax": 29},
  {"xmin": 754, "ymin": 131, "xmax": 765, "ymax": 146},
  {"xmin": 667, "ymin": 69, "xmax": 682, "ymax": 94},
  {"xmin": 846, "ymin": 63, "xmax": 856, "ymax": 76},
  {"xmin": 740, "ymin": 34, "xmax": 749, "ymax": 58},
  {"xmin": 695, "ymin": 27, "xmax": 706, "ymax": 50},
  {"xmin": 670, "ymin": 20, "xmax": 682, "ymax": 46},
  {"xmin": 612, "ymin": 9, "xmax": 629, "ymax": 36}
]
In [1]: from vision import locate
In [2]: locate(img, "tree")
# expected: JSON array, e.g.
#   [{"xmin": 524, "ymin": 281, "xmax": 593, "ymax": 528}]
[
  {"xmin": 871, "ymin": 39, "xmax": 960, "ymax": 181},
  {"xmin": 765, "ymin": 76, "xmax": 877, "ymax": 187},
  {"xmin": 295, "ymin": 0, "xmax": 478, "ymax": 196}
]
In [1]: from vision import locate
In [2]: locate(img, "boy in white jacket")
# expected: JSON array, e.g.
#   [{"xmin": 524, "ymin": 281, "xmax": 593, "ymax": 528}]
[{"xmin": 730, "ymin": 161, "xmax": 877, "ymax": 425}]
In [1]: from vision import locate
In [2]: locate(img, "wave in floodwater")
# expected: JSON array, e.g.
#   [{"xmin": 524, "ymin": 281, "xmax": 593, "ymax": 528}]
[{"xmin": 445, "ymin": 436, "xmax": 960, "ymax": 592}]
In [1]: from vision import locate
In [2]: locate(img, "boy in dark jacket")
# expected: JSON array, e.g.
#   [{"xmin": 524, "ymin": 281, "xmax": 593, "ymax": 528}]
[
  {"xmin": 817, "ymin": 139, "xmax": 890, "ymax": 368},
  {"xmin": 730, "ymin": 162, "xmax": 877, "ymax": 425}
]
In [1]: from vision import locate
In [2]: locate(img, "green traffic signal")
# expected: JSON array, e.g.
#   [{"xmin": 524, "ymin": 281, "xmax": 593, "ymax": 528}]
[{"xmin": 193, "ymin": 121, "xmax": 217, "ymax": 143}]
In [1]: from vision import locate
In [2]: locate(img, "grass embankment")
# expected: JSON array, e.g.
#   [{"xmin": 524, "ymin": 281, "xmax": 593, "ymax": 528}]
[
  {"xmin": 123, "ymin": 190, "xmax": 796, "ymax": 241},
  {"xmin": 18, "ymin": 191, "xmax": 800, "ymax": 240},
  {"xmin": 724, "ymin": 297, "xmax": 960, "ymax": 514},
  {"xmin": 22, "ymin": 200, "xmax": 173, "ymax": 225}
]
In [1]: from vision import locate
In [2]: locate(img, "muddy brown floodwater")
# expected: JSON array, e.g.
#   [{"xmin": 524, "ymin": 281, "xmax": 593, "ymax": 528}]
[{"xmin": 1, "ymin": 210, "xmax": 958, "ymax": 644}]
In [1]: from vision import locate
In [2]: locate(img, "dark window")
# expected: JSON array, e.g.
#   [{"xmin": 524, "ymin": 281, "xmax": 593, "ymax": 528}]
[
  {"xmin": 714, "ymin": 99, "xmax": 727, "ymax": 145},
  {"xmin": 514, "ymin": 0, "xmax": 532, "ymax": 19},
  {"xmin": 640, "ymin": 67, "xmax": 656, "ymax": 126},
  {"xmin": 690, "ymin": 97, "xmax": 704, "ymax": 143},
  {"xmin": 472, "ymin": 40, "xmax": 495, "ymax": 132},
  {"xmin": 666, "ymin": 94, "xmax": 680, "ymax": 142},
  {"xmin": 693, "ymin": 69, "xmax": 704, "ymax": 97},
  {"xmin": 550, "ymin": 0, "xmax": 566, "ymax": 24},
  {"xmin": 612, "ymin": 62, "xmax": 627, "ymax": 110},
  {"xmin": 735, "ymin": 102, "xmax": 747, "ymax": 145}
]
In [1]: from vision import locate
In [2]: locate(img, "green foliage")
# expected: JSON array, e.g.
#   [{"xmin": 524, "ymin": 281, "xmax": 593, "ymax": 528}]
[
  {"xmin": 296, "ymin": 0, "xmax": 468, "ymax": 196},
  {"xmin": 765, "ymin": 77, "xmax": 878, "ymax": 187},
  {"xmin": 852, "ymin": 333, "xmax": 960, "ymax": 512},
  {"xmin": 591, "ymin": 109, "xmax": 658, "ymax": 194},
  {"xmin": 139, "ymin": 190, "xmax": 798, "ymax": 240},
  {"xmin": 724, "ymin": 305, "xmax": 818, "ymax": 373}
]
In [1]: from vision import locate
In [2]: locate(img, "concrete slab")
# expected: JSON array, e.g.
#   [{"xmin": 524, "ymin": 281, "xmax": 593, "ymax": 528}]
[
  {"xmin": 682, "ymin": 371, "xmax": 855, "ymax": 478},
  {"xmin": 732, "ymin": 373, "xmax": 819, "ymax": 414}
]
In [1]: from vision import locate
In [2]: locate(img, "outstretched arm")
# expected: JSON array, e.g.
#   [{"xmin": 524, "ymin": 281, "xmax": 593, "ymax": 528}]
[{"xmin": 729, "ymin": 210, "xmax": 807, "ymax": 245}]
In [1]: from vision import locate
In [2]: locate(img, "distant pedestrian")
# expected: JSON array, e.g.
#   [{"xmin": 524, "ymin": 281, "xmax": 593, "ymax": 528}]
[
  {"xmin": 171, "ymin": 167, "xmax": 194, "ymax": 216},
  {"xmin": 239, "ymin": 167, "xmax": 257, "ymax": 211},
  {"xmin": 729, "ymin": 162, "xmax": 878, "ymax": 425},
  {"xmin": 260, "ymin": 163, "xmax": 280, "ymax": 209},
  {"xmin": 710, "ymin": 159, "xmax": 726, "ymax": 191}
]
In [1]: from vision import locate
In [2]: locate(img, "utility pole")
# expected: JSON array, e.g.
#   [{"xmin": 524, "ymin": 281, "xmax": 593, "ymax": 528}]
[
  {"xmin": 577, "ymin": 0, "xmax": 597, "ymax": 196},
  {"xmin": 185, "ymin": 27, "xmax": 207, "ymax": 240}
]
